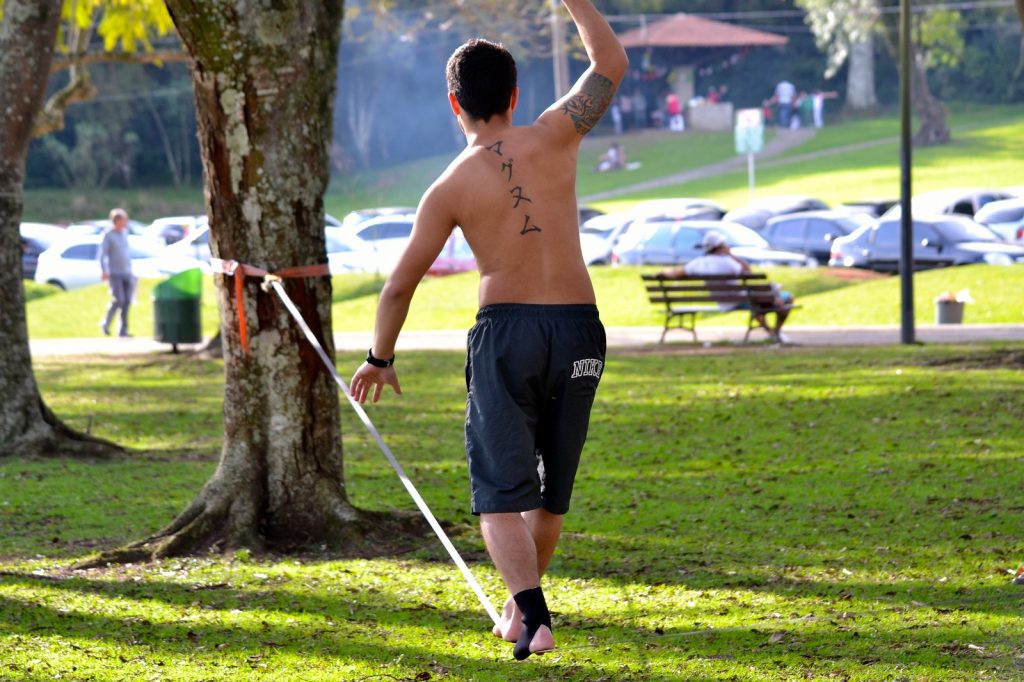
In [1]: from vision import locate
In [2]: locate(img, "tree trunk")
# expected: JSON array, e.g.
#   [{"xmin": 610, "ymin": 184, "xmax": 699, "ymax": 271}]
[
  {"xmin": 845, "ymin": 31, "xmax": 878, "ymax": 111},
  {"xmin": 80, "ymin": 0, "xmax": 421, "ymax": 566},
  {"xmin": 0, "ymin": 0, "xmax": 122, "ymax": 459},
  {"xmin": 911, "ymin": 46, "xmax": 950, "ymax": 146}
]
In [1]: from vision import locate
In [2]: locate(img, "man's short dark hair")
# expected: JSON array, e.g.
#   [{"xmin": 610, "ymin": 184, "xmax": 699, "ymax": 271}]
[{"xmin": 446, "ymin": 39, "xmax": 517, "ymax": 123}]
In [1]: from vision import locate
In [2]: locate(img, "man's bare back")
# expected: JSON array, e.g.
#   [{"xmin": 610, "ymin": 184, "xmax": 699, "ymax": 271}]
[{"xmin": 437, "ymin": 125, "xmax": 593, "ymax": 307}]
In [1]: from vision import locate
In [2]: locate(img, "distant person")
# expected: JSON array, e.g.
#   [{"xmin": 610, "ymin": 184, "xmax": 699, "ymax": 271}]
[
  {"xmin": 792, "ymin": 91, "xmax": 812, "ymax": 129},
  {"xmin": 610, "ymin": 100, "xmax": 623, "ymax": 134},
  {"xmin": 665, "ymin": 92, "xmax": 684, "ymax": 131},
  {"xmin": 98, "ymin": 208, "xmax": 135, "ymax": 338},
  {"xmin": 632, "ymin": 89, "xmax": 647, "ymax": 129},
  {"xmin": 349, "ymin": 0, "xmax": 625, "ymax": 660},
  {"xmin": 707, "ymin": 86, "xmax": 720, "ymax": 104},
  {"xmin": 618, "ymin": 93, "xmax": 632, "ymax": 131},
  {"xmin": 660, "ymin": 230, "xmax": 794, "ymax": 342},
  {"xmin": 812, "ymin": 89, "xmax": 839, "ymax": 128},
  {"xmin": 773, "ymin": 79, "xmax": 795, "ymax": 128},
  {"xmin": 595, "ymin": 141, "xmax": 626, "ymax": 172}
]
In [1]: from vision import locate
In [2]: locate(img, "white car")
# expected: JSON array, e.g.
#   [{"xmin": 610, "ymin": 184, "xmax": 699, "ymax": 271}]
[
  {"xmin": 142, "ymin": 215, "xmax": 207, "ymax": 245},
  {"xmin": 34, "ymin": 235, "xmax": 204, "ymax": 291},
  {"xmin": 579, "ymin": 212, "xmax": 638, "ymax": 265},
  {"xmin": 973, "ymin": 198, "xmax": 1024, "ymax": 243},
  {"xmin": 325, "ymin": 232, "xmax": 401, "ymax": 274}
]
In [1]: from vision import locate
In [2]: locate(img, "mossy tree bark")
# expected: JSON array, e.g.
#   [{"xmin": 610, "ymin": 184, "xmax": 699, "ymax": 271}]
[
  {"xmin": 910, "ymin": 45, "xmax": 950, "ymax": 147},
  {"xmin": 0, "ymin": 0, "xmax": 122, "ymax": 459},
  {"xmin": 79, "ymin": 0, "xmax": 394, "ymax": 566}
]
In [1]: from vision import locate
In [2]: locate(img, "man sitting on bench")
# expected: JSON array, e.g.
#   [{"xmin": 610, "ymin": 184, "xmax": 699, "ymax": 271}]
[{"xmin": 660, "ymin": 230, "xmax": 795, "ymax": 343}]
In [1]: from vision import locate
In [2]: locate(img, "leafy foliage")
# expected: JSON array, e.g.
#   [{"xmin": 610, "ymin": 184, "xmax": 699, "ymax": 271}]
[
  {"xmin": 795, "ymin": 0, "xmax": 879, "ymax": 78},
  {"xmin": 58, "ymin": 0, "xmax": 174, "ymax": 56}
]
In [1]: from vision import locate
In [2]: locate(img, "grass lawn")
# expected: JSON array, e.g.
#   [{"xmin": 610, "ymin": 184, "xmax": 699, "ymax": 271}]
[
  {"xmin": 594, "ymin": 110, "xmax": 1024, "ymax": 215},
  {"xmin": 1, "ymin": 345, "xmax": 1023, "ymax": 680},
  {"xmin": 23, "ymin": 265, "xmax": 1024, "ymax": 339}
]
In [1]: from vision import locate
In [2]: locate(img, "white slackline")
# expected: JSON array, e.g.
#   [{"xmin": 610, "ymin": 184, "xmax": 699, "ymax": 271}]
[{"xmin": 264, "ymin": 277, "xmax": 501, "ymax": 626}]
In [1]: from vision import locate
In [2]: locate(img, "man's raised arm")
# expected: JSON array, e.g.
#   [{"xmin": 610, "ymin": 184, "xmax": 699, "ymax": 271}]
[{"xmin": 537, "ymin": 0, "xmax": 628, "ymax": 139}]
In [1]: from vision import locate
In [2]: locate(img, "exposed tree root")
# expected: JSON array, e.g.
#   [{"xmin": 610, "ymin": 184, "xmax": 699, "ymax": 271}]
[
  {"xmin": 74, "ymin": 489, "xmax": 433, "ymax": 570},
  {"xmin": 192, "ymin": 332, "xmax": 223, "ymax": 360},
  {"xmin": 0, "ymin": 400, "xmax": 123, "ymax": 459}
]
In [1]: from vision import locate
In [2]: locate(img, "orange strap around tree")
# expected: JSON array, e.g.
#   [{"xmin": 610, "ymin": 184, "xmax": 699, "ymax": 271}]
[{"xmin": 212, "ymin": 258, "xmax": 331, "ymax": 354}]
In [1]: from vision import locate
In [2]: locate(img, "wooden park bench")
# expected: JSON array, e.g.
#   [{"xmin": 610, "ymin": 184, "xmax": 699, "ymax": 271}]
[{"xmin": 642, "ymin": 272, "xmax": 800, "ymax": 344}]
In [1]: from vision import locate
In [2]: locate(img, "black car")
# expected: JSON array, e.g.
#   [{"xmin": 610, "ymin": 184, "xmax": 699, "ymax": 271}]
[
  {"xmin": 19, "ymin": 222, "xmax": 65, "ymax": 280},
  {"xmin": 829, "ymin": 215, "xmax": 1024, "ymax": 271},
  {"xmin": 762, "ymin": 211, "xmax": 871, "ymax": 265}
]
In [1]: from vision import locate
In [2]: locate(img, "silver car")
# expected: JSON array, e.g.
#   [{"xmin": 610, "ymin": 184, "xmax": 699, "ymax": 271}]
[
  {"xmin": 829, "ymin": 215, "xmax": 1024, "ymax": 271},
  {"xmin": 611, "ymin": 220, "xmax": 812, "ymax": 267}
]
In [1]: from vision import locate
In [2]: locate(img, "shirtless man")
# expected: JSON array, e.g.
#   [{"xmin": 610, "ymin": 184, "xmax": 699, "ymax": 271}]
[{"xmin": 349, "ymin": 0, "xmax": 626, "ymax": 661}]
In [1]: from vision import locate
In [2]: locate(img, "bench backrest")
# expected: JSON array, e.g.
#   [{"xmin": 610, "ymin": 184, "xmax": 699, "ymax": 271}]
[{"xmin": 641, "ymin": 273, "xmax": 774, "ymax": 306}]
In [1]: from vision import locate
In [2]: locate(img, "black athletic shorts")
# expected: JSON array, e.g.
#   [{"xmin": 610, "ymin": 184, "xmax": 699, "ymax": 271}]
[{"xmin": 464, "ymin": 304, "xmax": 606, "ymax": 515}]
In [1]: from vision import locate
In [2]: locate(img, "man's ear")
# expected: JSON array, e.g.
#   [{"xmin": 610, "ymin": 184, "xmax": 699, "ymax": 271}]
[
  {"xmin": 448, "ymin": 92, "xmax": 461, "ymax": 117},
  {"xmin": 509, "ymin": 86, "xmax": 520, "ymax": 114}
]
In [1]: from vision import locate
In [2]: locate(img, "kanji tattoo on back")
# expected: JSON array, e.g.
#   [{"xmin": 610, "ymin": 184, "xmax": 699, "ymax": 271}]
[{"xmin": 560, "ymin": 72, "xmax": 615, "ymax": 136}]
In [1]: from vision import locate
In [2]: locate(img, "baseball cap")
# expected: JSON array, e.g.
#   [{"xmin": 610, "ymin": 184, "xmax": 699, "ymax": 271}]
[{"xmin": 701, "ymin": 230, "xmax": 728, "ymax": 253}]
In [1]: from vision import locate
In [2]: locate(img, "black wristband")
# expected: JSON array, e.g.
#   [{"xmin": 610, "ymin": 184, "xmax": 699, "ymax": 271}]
[{"xmin": 366, "ymin": 348, "xmax": 395, "ymax": 368}]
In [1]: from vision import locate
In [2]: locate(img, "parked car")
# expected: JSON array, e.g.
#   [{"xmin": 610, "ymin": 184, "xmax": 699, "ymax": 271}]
[
  {"xmin": 164, "ymin": 222, "xmax": 213, "ymax": 264},
  {"xmin": 828, "ymin": 215, "xmax": 1024, "ymax": 271},
  {"xmin": 427, "ymin": 228, "xmax": 476, "ymax": 276},
  {"xmin": 578, "ymin": 205, "xmax": 605, "ymax": 226},
  {"xmin": 337, "ymin": 207, "xmax": 416, "ymax": 233},
  {"xmin": 348, "ymin": 214, "xmax": 415, "ymax": 257},
  {"xmin": 630, "ymin": 198, "xmax": 726, "ymax": 221},
  {"xmin": 840, "ymin": 199, "xmax": 898, "ymax": 218},
  {"xmin": 723, "ymin": 195, "xmax": 830, "ymax": 231},
  {"xmin": 611, "ymin": 219, "xmax": 812, "ymax": 267},
  {"xmin": 20, "ymin": 222, "xmax": 66, "ymax": 279},
  {"xmin": 579, "ymin": 211, "xmax": 638, "ymax": 265},
  {"xmin": 880, "ymin": 188, "xmax": 1015, "ymax": 220},
  {"xmin": 761, "ymin": 211, "xmax": 872, "ymax": 265},
  {"xmin": 142, "ymin": 215, "xmax": 206, "ymax": 245},
  {"xmin": 324, "ymin": 232, "xmax": 388, "ymax": 274},
  {"xmin": 973, "ymin": 198, "xmax": 1024, "ymax": 243},
  {"xmin": 34, "ymin": 235, "xmax": 203, "ymax": 290}
]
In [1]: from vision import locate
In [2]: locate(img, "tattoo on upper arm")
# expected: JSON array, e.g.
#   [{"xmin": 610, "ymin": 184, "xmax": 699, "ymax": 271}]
[{"xmin": 560, "ymin": 72, "xmax": 615, "ymax": 135}]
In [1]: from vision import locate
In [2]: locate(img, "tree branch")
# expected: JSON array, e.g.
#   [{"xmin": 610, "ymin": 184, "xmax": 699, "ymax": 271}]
[
  {"xmin": 49, "ymin": 48, "xmax": 188, "ymax": 73},
  {"xmin": 32, "ymin": 68, "xmax": 98, "ymax": 138}
]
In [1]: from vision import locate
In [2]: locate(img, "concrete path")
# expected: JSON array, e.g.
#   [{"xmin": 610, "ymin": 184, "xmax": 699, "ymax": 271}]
[{"xmin": 29, "ymin": 324, "xmax": 1024, "ymax": 358}]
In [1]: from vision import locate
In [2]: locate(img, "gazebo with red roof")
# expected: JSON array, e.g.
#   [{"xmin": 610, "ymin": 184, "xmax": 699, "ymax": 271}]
[{"xmin": 614, "ymin": 13, "xmax": 788, "ymax": 131}]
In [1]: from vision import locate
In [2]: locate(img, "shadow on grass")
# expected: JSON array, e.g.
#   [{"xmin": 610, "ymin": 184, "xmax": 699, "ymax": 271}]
[{"xmin": 0, "ymin": 570, "xmax": 1016, "ymax": 680}]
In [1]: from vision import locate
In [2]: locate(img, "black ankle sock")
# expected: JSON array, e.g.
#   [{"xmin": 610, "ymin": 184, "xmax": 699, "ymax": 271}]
[{"xmin": 512, "ymin": 586, "xmax": 552, "ymax": 660}]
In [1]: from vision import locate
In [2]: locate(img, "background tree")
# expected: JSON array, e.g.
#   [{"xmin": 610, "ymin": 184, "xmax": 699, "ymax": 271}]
[
  {"xmin": 34, "ymin": 0, "xmax": 179, "ymax": 136},
  {"xmin": 0, "ymin": 0, "xmax": 119, "ymax": 458},
  {"xmin": 796, "ymin": 0, "xmax": 879, "ymax": 111},
  {"xmin": 84, "ymin": 0, "xmax": 423, "ymax": 565}
]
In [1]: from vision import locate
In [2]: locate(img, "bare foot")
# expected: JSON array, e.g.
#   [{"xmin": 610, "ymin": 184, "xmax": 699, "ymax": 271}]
[
  {"xmin": 528, "ymin": 624, "xmax": 555, "ymax": 655},
  {"xmin": 491, "ymin": 596, "xmax": 522, "ymax": 642},
  {"xmin": 513, "ymin": 623, "xmax": 556, "ymax": 660}
]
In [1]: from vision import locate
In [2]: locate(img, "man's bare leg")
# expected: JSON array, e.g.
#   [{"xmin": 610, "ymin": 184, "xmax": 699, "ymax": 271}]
[
  {"xmin": 492, "ymin": 509, "xmax": 564, "ymax": 641},
  {"xmin": 481, "ymin": 511, "xmax": 559, "ymax": 656}
]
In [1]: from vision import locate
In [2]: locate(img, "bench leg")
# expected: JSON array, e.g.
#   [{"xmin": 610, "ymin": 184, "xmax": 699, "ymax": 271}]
[{"xmin": 662, "ymin": 312, "xmax": 699, "ymax": 344}]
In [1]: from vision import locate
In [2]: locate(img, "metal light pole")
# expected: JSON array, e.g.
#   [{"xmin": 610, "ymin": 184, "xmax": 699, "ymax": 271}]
[
  {"xmin": 550, "ymin": 0, "xmax": 570, "ymax": 99},
  {"xmin": 899, "ymin": 0, "xmax": 915, "ymax": 344}
]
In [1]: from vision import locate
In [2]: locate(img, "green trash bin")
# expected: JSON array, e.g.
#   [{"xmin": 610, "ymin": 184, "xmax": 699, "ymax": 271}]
[{"xmin": 153, "ymin": 268, "xmax": 203, "ymax": 351}]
